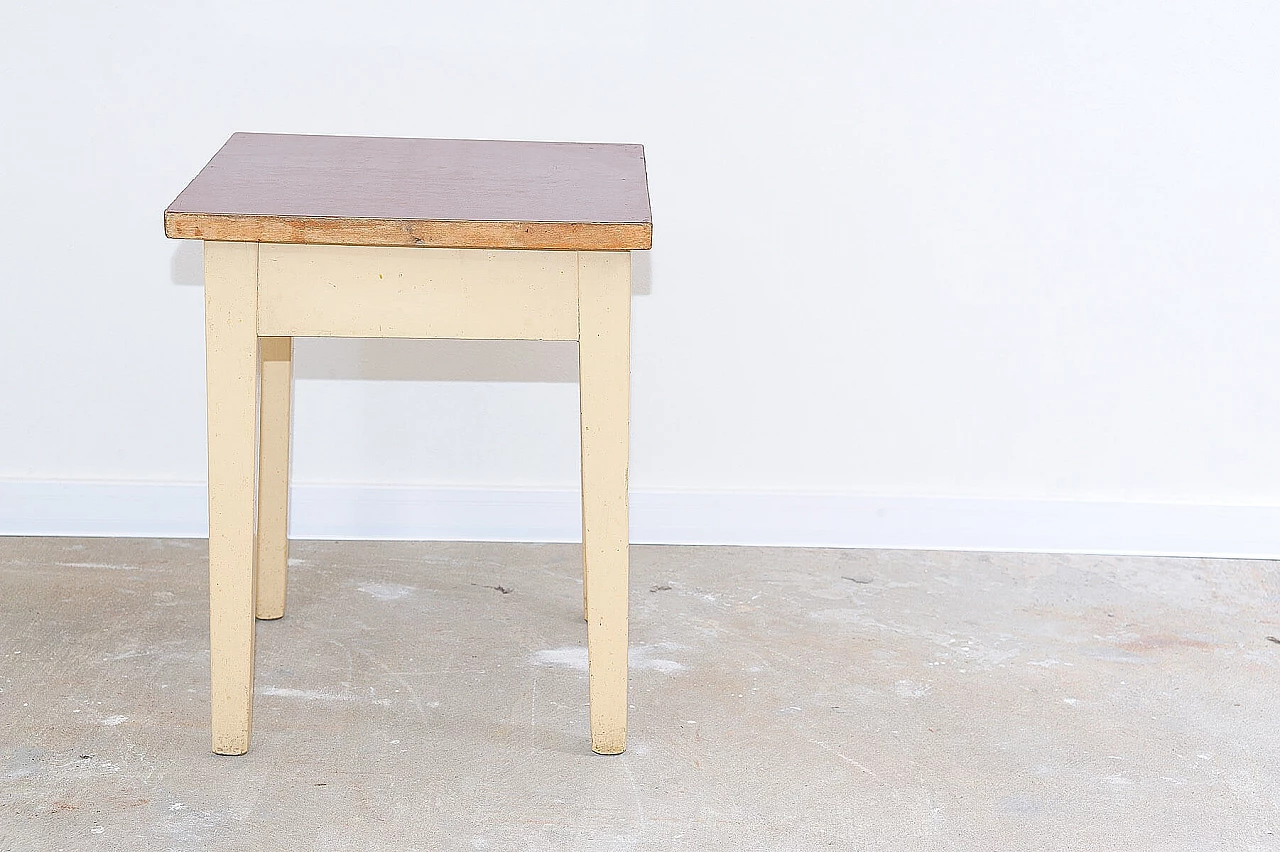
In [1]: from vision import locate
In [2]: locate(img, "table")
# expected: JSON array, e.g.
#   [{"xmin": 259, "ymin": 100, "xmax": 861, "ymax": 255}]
[{"xmin": 165, "ymin": 132, "xmax": 651, "ymax": 755}]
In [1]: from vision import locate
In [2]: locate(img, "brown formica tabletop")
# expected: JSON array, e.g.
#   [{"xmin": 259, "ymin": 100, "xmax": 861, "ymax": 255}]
[{"xmin": 164, "ymin": 133, "xmax": 652, "ymax": 251}]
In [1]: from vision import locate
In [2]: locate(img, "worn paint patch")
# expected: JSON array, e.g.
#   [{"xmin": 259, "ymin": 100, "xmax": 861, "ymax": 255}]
[
  {"xmin": 56, "ymin": 561, "xmax": 141, "ymax": 571},
  {"xmin": 1079, "ymin": 646, "xmax": 1148, "ymax": 664},
  {"xmin": 531, "ymin": 644, "xmax": 688, "ymax": 673},
  {"xmin": 260, "ymin": 687, "xmax": 392, "ymax": 706},
  {"xmin": 531, "ymin": 646, "xmax": 588, "ymax": 670},
  {"xmin": 356, "ymin": 582, "xmax": 415, "ymax": 601},
  {"xmin": 100, "ymin": 715, "xmax": 129, "ymax": 726},
  {"xmin": 1000, "ymin": 794, "xmax": 1042, "ymax": 815},
  {"xmin": 4, "ymin": 747, "xmax": 43, "ymax": 779},
  {"xmin": 639, "ymin": 656, "xmax": 686, "ymax": 674},
  {"xmin": 893, "ymin": 679, "xmax": 931, "ymax": 698}
]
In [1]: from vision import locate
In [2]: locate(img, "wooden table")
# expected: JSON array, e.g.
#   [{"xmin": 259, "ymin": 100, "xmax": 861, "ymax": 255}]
[{"xmin": 165, "ymin": 132, "xmax": 651, "ymax": 756}]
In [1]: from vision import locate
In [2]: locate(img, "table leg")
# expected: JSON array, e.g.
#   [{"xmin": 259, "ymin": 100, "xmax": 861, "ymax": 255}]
[
  {"xmin": 255, "ymin": 336, "xmax": 293, "ymax": 620},
  {"xmin": 578, "ymin": 251, "xmax": 631, "ymax": 755},
  {"xmin": 204, "ymin": 241, "xmax": 261, "ymax": 755}
]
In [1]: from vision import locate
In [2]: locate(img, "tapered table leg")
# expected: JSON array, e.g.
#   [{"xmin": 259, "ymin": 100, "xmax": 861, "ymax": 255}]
[
  {"xmin": 204, "ymin": 240, "xmax": 260, "ymax": 755},
  {"xmin": 578, "ymin": 251, "xmax": 631, "ymax": 755}
]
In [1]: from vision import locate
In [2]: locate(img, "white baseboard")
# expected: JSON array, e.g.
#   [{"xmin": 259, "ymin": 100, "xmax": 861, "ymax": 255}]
[{"xmin": 2, "ymin": 478, "xmax": 1278, "ymax": 558}]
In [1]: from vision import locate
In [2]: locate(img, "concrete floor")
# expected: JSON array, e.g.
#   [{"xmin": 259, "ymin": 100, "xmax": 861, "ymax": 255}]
[{"xmin": 1, "ymin": 538, "xmax": 1278, "ymax": 851}]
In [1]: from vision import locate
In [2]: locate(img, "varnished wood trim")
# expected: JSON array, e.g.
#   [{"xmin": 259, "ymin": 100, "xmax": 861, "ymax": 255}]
[{"xmin": 164, "ymin": 212, "xmax": 652, "ymax": 251}]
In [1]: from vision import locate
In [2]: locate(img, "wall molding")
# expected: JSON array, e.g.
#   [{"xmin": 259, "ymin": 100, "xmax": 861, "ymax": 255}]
[{"xmin": 2, "ymin": 478, "xmax": 1278, "ymax": 559}]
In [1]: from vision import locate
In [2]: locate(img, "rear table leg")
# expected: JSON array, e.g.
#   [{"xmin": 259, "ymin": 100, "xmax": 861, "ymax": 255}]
[{"xmin": 255, "ymin": 336, "xmax": 293, "ymax": 620}]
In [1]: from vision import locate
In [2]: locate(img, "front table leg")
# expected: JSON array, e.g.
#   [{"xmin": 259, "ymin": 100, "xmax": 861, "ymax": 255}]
[
  {"xmin": 578, "ymin": 251, "xmax": 632, "ymax": 755},
  {"xmin": 203, "ymin": 241, "xmax": 261, "ymax": 755}
]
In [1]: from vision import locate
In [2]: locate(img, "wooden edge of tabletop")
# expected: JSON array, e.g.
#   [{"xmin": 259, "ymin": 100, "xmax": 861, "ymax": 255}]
[{"xmin": 164, "ymin": 212, "xmax": 652, "ymax": 251}]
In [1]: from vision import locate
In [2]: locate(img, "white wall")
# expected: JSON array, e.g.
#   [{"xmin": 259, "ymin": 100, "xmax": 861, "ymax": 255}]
[{"xmin": 3, "ymin": 2, "xmax": 1280, "ymax": 554}]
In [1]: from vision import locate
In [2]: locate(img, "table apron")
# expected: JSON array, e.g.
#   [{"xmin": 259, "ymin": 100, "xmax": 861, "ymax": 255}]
[{"xmin": 255, "ymin": 243, "xmax": 584, "ymax": 340}]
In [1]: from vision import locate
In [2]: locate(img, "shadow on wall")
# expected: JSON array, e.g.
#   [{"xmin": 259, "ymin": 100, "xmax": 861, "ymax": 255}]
[{"xmin": 169, "ymin": 241, "xmax": 652, "ymax": 384}]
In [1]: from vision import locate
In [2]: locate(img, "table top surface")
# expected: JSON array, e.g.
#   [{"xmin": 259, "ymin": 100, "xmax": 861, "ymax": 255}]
[{"xmin": 164, "ymin": 133, "xmax": 651, "ymax": 251}]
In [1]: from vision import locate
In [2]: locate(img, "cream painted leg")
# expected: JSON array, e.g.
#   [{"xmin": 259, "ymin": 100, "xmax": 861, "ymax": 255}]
[
  {"xmin": 204, "ymin": 240, "xmax": 261, "ymax": 756},
  {"xmin": 255, "ymin": 336, "xmax": 293, "ymax": 620},
  {"xmin": 578, "ymin": 251, "xmax": 631, "ymax": 755}
]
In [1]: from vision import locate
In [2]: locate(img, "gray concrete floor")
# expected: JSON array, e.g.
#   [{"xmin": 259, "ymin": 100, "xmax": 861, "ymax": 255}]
[{"xmin": 1, "ymin": 538, "xmax": 1278, "ymax": 850}]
